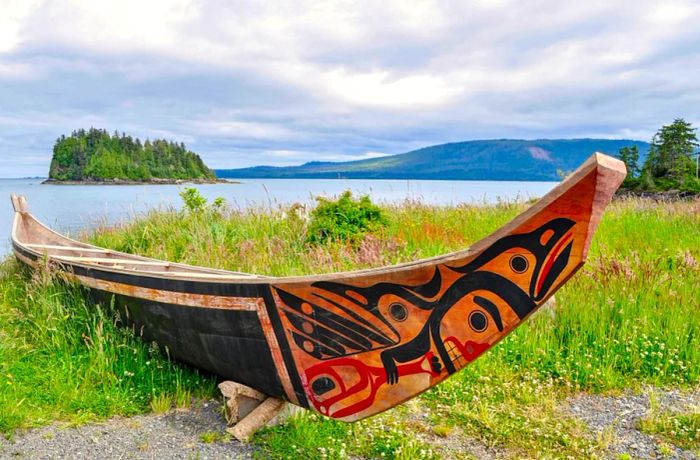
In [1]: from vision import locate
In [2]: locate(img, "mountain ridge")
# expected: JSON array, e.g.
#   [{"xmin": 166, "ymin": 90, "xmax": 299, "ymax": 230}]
[{"xmin": 217, "ymin": 138, "xmax": 649, "ymax": 181}]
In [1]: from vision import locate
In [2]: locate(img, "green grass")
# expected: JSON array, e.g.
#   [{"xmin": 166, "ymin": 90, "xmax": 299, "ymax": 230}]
[
  {"xmin": 0, "ymin": 262, "xmax": 215, "ymax": 436},
  {"xmin": 255, "ymin": 408, "xmax": 438, "ymax": 459},
  {"xmin": 199, "ymin": 430, "xmax": 230, "ymax": 444},
  {"xmin": 0, "ymin": 196, "xmax": 698, "ymax": 458},
  {"xmin": 640, "ymin": 411, "xmax": 699, "ymax": 452},
  {"xmin": 637, "ymin": 391, "xmax": 700, "ymax": 452}
]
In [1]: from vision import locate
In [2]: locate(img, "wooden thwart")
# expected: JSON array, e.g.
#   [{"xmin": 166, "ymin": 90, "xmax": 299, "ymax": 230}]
[{"xmin": 218, "ymin": 381, "xmax": 287, "ymax": 441}]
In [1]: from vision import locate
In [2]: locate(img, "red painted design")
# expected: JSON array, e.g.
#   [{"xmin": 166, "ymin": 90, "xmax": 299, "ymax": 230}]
[
  {"xmin": 442, "ymin": 337, "xmax": 491, "ymax": 370},
  {"xmin": 304, "ymin": 340, "xmax": 490, "ymax": 418},
  {"xmin": 304, "ymin": 352, "xmax": 440, "ymax": 418}
]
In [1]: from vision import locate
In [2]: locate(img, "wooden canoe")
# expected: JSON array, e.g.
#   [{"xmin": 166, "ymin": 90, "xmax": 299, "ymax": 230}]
[{"xmin": 10, "ymin": 153, "xmax": 626, "ymax": 422}]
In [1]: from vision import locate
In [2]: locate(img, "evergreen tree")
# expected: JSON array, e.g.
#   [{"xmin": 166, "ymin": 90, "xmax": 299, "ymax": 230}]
[
  {"xmin": 48, "ymin": 129, "xmax": 216, "ymax": 181},
  {"xmin": 617, "ymin": 145, "xmax": 640, "ymax": 187},
  {"xmin": 641, "ymin": 119, "xmax": 699, "ymax": 191}
]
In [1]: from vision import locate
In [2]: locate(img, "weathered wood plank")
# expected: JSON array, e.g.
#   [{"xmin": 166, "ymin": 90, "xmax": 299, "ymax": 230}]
[
  {"xmin": 25, "ymin": 243, "xmax": 110, "ymax": 253},
  {"xmin": 54, "ymin": 256, "xmax": 171, "ymax": 266}
]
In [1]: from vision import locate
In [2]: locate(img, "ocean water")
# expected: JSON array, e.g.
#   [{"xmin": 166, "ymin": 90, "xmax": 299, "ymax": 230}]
[{"xmin": 0, "ymin": 178, "xmax": 556, "ymax": 256}]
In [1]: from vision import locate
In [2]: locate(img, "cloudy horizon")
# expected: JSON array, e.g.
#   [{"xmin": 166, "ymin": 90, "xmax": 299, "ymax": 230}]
[{"xmin": 1, "ymin": 0, "xmax": 699, "ymax": 177}]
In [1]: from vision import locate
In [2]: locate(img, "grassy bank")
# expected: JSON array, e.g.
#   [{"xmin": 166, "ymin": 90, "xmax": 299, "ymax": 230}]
[
  {"xmin": 1, "ymin": 196, "xmax": 698, "ymax": 457},
  {"xmin": 0, "ymin": 262, "xmax": 216, "ymax": 435}
]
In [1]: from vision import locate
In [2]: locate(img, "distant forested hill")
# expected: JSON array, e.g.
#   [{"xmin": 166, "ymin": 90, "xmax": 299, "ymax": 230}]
[
  {"xmin": 48, "ymin": 128, "xmax": 216, "ymax": 182},
  {"xmin": 217, "ymin": 139, "xmax": 649, "ymax": 181}
]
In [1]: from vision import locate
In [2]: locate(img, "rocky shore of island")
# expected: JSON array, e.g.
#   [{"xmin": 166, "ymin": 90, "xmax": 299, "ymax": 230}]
[
  {"xmin": 615, "ymin": 188, "xmax": 699, "ymax": 201},
  {"xmin": 47, "ymin": 129, "xmax": 223, "ymax": 185},
  {"xmin": 42, "ymin": 177, "xmax": 235, "ymax": 185}
]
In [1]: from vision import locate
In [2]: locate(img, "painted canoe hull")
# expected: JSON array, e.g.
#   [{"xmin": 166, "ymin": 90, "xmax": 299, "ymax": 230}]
[
  {"xmin": 11, "ymin": 241, "xmax": 289, "ymax": 398},
  {"xmin": 10, "ymin": 153, "xmax": 626, "ymax": 421}
]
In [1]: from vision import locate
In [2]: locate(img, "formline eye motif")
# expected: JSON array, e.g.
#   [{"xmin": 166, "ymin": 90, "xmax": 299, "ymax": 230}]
[
  {"xmin": 389, "ymin": 303, "xmax": 408, "ymax": 322},
  {"xmin": 468, "ymin": 310, "xmax": 488, "ymax": 332},
  {"xmin": 509, "ymin": 254, "xmax": 529, "ymax": 273}
]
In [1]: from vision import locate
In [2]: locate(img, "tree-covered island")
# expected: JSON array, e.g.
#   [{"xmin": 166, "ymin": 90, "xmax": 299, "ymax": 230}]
[{"xmin": 46, "ymin": 128, "xmax": 219, "ymax": 184}]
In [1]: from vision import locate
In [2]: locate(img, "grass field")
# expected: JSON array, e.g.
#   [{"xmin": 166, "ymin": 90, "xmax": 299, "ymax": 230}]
[{"xmin": 0, "ymin": 195, "xmax": 698, "ymax": 458}]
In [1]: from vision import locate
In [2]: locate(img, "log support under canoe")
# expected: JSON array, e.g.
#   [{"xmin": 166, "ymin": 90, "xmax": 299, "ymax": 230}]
[{"xmin": 218, "ymin": 381, "xmax": 297, "ymax": 441}]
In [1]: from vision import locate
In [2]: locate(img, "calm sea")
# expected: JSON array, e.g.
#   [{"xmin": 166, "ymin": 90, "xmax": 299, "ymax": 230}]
[{"xmin": 0, "ymin": 178, "xmax": 556, "ymax": 257}]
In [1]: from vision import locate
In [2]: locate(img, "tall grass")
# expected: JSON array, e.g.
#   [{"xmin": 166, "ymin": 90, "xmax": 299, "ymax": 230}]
[
  {"xmin": 89, "ymin": 200, "xmax": 522, "ymax": 276},
  {"xmin": 0, "ymin": 262, "xmax": 215, "ymax": 436},
  {"xmin": 0, "ymin": 195, "xmax": 697, "ymax": 457}
]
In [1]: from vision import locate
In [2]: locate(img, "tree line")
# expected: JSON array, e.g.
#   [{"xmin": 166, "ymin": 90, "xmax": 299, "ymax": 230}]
[
  {"xmin": 617, "ymin": 118, "xmax": 699, "ymax": 192},
  {"xmin": 49, "ymin": 128, "xmax": 216, "ymax": 181}
]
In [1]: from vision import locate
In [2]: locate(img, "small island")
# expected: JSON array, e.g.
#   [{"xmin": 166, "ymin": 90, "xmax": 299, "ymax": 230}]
[{"xmin": 45, "ymin": 128, "xmax": 223, "ymax": 184}]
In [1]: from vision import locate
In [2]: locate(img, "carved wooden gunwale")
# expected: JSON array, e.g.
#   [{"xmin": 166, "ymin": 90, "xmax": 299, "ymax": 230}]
[{"xmin": 9, "ymin": 152, "xmax": 626, "ymax": 421}]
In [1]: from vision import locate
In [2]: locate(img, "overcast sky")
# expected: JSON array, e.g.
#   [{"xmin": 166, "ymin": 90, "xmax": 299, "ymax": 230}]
[{"xmin": 1, "ymin": 0, "xmax": 699, "ymax": 177}]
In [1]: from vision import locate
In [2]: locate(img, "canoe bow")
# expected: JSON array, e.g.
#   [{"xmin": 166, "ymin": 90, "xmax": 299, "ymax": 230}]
[{"xmin": 10, "ymin": 152, "xmax": 626, "ymax": 421}]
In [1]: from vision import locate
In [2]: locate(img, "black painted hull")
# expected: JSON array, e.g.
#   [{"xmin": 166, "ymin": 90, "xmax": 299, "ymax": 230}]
[
  {"xmin": 106, "ymin": 292, "xmax": 284, "ymax": 397},
  {"xmin": 14, "ymin": 241, "xmax": 293, "ymax": 401}
]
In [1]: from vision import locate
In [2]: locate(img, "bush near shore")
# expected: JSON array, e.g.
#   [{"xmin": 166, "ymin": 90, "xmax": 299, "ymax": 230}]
[{"xmin": 0, "ymin": 193, "xmax": 698, "ymax": 458}]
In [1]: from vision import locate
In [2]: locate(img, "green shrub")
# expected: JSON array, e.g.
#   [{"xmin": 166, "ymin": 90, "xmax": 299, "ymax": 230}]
[
  {"xmin": 179, "ymin": 188, "xmax": 227, "ymax": 214},
  {"xmin": 211, "ymin": 196, "xmax": 227, "ymax": 211},
  {"xmin": 180, "ymin": 187, "xmax": 207, "ymax": 213},
  {"xmin": 307, "ymin": 191, "xmax": 387, "ymax": 245}
]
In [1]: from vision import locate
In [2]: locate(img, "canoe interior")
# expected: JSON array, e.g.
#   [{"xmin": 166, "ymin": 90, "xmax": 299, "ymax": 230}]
[
  {"xmin": 10, "ymin": 153, "xmax": 626, "ymax": 421},
  {"xmin": 11, "ymin": 202, "xmax": 264, "ymax": 280}
]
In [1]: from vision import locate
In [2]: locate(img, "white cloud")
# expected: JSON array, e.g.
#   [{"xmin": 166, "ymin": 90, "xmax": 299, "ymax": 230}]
[
  {"xmin": 189, "ymin": 119, "xmax": 299, "ymax": 141},
  {"xmin": 258, "ymin": 149, "xmax": 391, "ymax": 166},
  {"xmin": 0, "ymin": 0, "xmax": 699, "ymax": 176},
  {"xmin": 19, "ymin": 0, "xmax": 196, "ymax": 53},
  {"xmin": 319, "ymin": 70, "xmax": 460, "ymax": 108},
  {"xmin": 645, "ymin": 1, "xmax": 696, "ymax": 25},
  {"xmin": 0, "ymin": 0, "xmax": 41, "ymax": 53},
  {"xmin": 362, "ymin": 151, "xmax": 390, "ymax": 158}
]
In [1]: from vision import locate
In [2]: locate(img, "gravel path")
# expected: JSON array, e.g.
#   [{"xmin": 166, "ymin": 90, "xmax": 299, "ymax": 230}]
[
  {"xmin": 0, "ymin": 400, "xmax": 255, "ymax": 459},
  {"xmin": 3, "ymin": 388, "xmax": 697, "ymax": 459},
  {"xmin": 569, "ymin": 387, "xmax": 699, "ymax": 460}
]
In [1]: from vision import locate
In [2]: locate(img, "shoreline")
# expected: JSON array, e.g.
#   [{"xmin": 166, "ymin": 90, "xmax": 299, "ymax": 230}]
[
  {"xmin": 615, "ymin": 188, "xmax": 699, "ymax": 201},
  {"xmin": 42, "ymin": 178, "xmax": 239, "ymax": 185}
]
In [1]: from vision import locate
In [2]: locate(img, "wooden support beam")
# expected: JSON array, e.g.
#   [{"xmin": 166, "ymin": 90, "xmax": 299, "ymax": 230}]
[
  {"xmin": 218, "ymin": 381, "xmax": 289, "ymax": 442},
  {"xmin": 229, "ymin": 397, "xmax": 285, "ymax": 441},
  {"xmin": 219, "ymin": 380, "xmax": 266, "ymax": 424}
]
